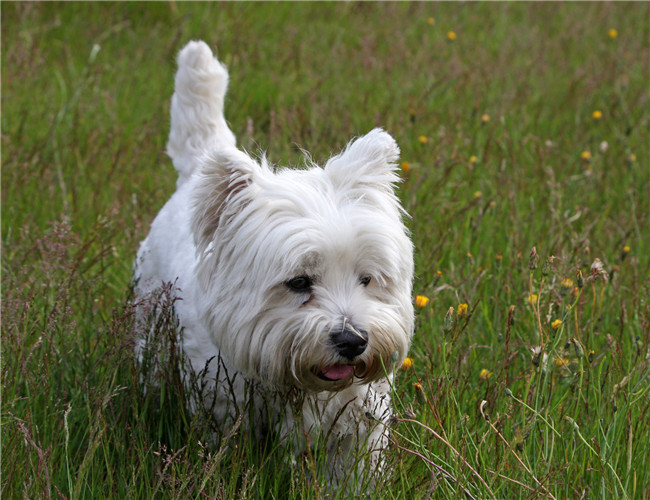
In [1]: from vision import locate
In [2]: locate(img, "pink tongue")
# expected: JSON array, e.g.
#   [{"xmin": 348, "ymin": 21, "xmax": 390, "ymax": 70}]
[{"xmin": 321, "ymin": 364, "xmax": 355, "ymax": 380}]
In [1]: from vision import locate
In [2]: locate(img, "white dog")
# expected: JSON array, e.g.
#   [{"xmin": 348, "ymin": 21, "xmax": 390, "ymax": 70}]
[{"xmin": 134, "ymin": 40, "xmax": 414, "ymax": 486}]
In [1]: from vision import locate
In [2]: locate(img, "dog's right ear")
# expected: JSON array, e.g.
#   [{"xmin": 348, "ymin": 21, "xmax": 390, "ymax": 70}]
[{"xmin": 191, "ymin": 147, "xmax": 259, "ymax": 259}]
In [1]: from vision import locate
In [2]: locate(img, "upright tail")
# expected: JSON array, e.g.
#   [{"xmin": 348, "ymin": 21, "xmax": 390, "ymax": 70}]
[{"xmin": 167, "ymin": 41, "xmax": 236, "ymax": 187}]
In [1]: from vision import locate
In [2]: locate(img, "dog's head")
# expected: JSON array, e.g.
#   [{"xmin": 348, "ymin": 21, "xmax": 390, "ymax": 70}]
[{"xmin": 192, "ymin": 129, "xmax": 414, "ymax": 392}]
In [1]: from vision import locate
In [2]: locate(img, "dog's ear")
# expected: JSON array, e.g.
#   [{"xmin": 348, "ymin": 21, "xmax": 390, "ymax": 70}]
[
  {"xmin": 324, "ymin": 128, "xmax": 400, "ymax": 193},
  {"xmin": 191, "ymin": 148, "xmax": 259, "ymax": 258}
]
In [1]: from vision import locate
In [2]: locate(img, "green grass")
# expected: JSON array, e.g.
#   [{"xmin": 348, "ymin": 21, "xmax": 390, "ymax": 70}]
[{"xmin": 2, "ymin": 2, "xmax": 649, "ymax": 498}]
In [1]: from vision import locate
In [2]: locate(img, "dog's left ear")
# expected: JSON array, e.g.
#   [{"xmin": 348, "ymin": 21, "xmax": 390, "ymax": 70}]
[
  {"xmin": 192, "ymin": 147, "xmax": 260, "ymax": 258},
  {"xmin": 324, "ymin": 128, "xmax": 400, "ymax": 193}
]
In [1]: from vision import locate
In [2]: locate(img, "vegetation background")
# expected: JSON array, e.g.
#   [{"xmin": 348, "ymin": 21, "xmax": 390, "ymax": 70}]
[{"xmin": 2, "ymin": 2, "xmax": 648, "ymax": 498}]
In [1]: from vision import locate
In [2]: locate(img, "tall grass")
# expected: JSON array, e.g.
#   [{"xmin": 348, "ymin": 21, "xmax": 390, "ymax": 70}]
[{"xmin": 2, "ymin": 2, "xmax": 648, "ymax": 498}]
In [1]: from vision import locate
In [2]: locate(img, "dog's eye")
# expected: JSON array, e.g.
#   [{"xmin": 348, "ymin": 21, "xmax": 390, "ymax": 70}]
[
  {"xmin": 286, "ymin": 276, "xmax": 313, "ymax": 293},
  {"xmin": 360, "ymin": 275, "xmax": 372, "ymax": 287}
]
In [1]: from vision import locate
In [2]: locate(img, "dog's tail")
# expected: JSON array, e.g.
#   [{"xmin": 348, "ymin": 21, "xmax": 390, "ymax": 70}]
[{"xmin": 167, "ymin": 41, "xmax": 236, "ymax": 187}]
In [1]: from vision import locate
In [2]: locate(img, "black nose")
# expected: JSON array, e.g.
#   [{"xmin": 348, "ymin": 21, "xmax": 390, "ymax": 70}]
[{"xmin": 330, "ymin": 324, "xmax": 368, "ymax": 360}]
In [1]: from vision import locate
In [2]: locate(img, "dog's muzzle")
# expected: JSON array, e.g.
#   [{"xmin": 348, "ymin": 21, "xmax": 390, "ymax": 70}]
[{"xmin": 315, "ymin": 321, "xmax": 368, "ymax": 382}]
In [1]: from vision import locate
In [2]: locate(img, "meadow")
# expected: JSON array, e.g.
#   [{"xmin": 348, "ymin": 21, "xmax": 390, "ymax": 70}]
[{"xmin": 2, "ymin": 2, "xmax": 649, "ymax": 498}]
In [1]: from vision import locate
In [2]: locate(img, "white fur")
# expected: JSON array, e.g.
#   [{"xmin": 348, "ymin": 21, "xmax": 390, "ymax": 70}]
[{"xmin": 134, "ymin": 40, "xmax": 414, "ymax": 486}]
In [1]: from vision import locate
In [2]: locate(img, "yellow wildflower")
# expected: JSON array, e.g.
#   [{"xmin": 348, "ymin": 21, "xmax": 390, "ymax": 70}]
[
  {"xmin": 592, "ymin": 110, "xmax": 603, "ymax": 120},
  {"xmin": 623, "ymin": 245, "xmax": 630, "ymax": 253},
  {"xmin": 427, "ymin": 17, "xmax": 435, "ymax": 26},
  {"xmin": 413, "ymin": 382, "xmax": 424, "ymax": 392},
  {"xmin": 401, "ymin": 357, "xmax": 414, "ymax": 370},
  {"xmin": 479, "ymin": 368, "xmax": 492, "ymax": 380},
  {"xmin": 401, "ymin": 161, "xmax": 411, "ymax": 173},
  {"xmin": 608, "ymin": 28, "xmax": 618, "ymax": 39},
  {"xmin": 551, "ymin": 319, "xmax": 562, "ymax": 330},
  {"xmin": 447, "ymin": 31, "xmax": 457, "ymax": 41},
  {"xmin": 555, "ymin": 357, "xmax": 570, "ymax": 367},
  {"xmin": 415, "ymin": 295, "xmax": 430, "ymax": 308},
  {"xmin": 418, "ymin": 135, "xmax": 428, "ymax": 144},
  {"xmin": 457, "ymin": 303, "xmax": 469, "ymax": 317},
  {"xmin": 469, "ymin": 155, "xmax": 478, "ymax": 164},
  {"xmin": 581, "ymin": 151, "xmax": 592, "ymax": 161},
  {"xmin": 473, "ymin": 191, "xmax": 482, "ymax": 199},
  {"xmin": 561, "ymin": 278, "xmax": 574, "ymax": 289},
  {"xmin": 481, "ymin": 114, "xmax": 490, "ymax": 123},
  {"xmin": 527, "ymin": 294, "xmax": 538, "ymax": 306}
]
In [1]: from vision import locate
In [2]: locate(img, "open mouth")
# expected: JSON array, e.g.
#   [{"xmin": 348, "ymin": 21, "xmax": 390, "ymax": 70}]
[{"xmin": 317, "ymin": 364, "xmax": 356, "ymax": 381}]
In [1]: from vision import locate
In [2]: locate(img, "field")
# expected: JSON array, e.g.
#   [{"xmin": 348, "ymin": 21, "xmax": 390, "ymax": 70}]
[{"xmin": 2, "ymin": 2, "xmax": 649, "ymax": 498}]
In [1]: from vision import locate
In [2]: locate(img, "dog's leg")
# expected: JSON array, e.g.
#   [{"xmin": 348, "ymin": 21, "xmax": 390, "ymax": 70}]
[{"xmin": 167, "ymin": 40, "xmax": 237, "ymax": 187}]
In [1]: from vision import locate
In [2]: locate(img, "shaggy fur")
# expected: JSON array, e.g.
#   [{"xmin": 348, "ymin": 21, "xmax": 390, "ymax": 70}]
[{"xmin": 134, "ymin": 40, "xmax": 414, "ymax": 486}]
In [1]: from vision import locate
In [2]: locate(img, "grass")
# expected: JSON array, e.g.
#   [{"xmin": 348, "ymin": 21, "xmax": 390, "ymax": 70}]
[{"xmin": 2, "ymin": 2, "xmax": 649, "ymax": 498}]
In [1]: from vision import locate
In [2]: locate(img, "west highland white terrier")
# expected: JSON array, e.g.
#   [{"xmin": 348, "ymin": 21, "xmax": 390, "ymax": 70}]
[{"xmin": 134, "ymin": 40, "xmax": 414, "ymax": 487}]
